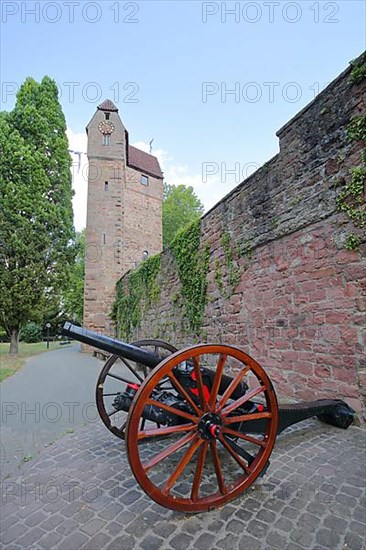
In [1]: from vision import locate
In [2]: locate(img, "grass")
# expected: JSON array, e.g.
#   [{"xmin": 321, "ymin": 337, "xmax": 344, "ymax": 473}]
[
  {"xmin": 0, "ymin": 368, "xmax": 14, "ymax": 382},
  {"xmin": 0, "ymin": 341, "xmax": 67, "ymax": 382}
]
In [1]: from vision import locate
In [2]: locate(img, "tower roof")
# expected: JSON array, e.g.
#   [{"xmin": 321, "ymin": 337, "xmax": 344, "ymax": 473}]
[
  {"xmin": 97, "ymin": 99, "xmax": 118, "ymax": 112},
  {"xmin": 128, "ymin": 145, "xmax": 163, "ymax": 180}
]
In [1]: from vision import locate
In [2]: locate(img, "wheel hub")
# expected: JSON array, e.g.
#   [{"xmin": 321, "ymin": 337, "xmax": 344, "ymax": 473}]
[{"xmin": 197, "ymin": 412, "xmax": 223, "ymax": 440}]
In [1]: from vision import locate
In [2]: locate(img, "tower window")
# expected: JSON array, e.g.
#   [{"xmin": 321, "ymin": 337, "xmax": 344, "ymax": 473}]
[
  {"xmin": 105, "ymin": 112, "xmax": 110, "ymax": 120},
  {"xmin": 103, "ymin": 134, "xmax": 110, "ymax": 146},
  {"xmin": 140, "ymin": 175, "xmax": 149, "ymax": 186},
  {"xmin": 104, "ymin": 181, "xmax": 109, "ymax": 191}
]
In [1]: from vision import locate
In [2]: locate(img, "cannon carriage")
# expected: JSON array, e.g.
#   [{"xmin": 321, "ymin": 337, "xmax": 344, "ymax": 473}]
[{"xmin": 63, "ymin": 322, "xmax": 355, "ymax": 513}]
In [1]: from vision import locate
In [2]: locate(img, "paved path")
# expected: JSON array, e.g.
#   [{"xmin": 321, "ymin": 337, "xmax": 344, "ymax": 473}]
[
  {"xmin": 0, "ymin": 345, "xmax": 102, "ymax": 480},
  {"xmin": 0, "ymin": 417, "xmax": 365, "ymax": 549}
]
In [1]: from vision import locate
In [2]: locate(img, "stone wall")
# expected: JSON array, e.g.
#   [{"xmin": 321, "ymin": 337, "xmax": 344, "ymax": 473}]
[{"xmin": 116, "ymin": 57, "xmax": 366, "ymax": 419}]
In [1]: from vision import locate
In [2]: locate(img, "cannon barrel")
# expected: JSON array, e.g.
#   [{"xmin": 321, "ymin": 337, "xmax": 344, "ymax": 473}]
[
  {"xmin": 62, "ymin": 322, "xmax": 162, "ymax": 368},
  {"xmin": 62, "ymin": 323, "xmax": 249, "ymax": 399}
]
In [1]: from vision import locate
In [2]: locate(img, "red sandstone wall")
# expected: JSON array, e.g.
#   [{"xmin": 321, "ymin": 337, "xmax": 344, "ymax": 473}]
[
  {"xmin": 202, "ymin": 221, "xmax": 365, "ymax": 416},
  {"xmin": 117, "ymin": 58, "xmax": 366, "ymax": 419}
]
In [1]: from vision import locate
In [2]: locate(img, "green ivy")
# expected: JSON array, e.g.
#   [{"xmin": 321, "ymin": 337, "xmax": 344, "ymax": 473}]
[
  {"xmin": 221, "ymin": 232, "xmax": 233, "ymax": 267},
  {"xmin": 336, "ymin": 112, "xmax": 366, "ymax": 251},
  {"xmin": 113, "ymin": 255, "xmax": 161, "ymax": 339},
  {"xmin": 345, "ymin": 233, "xmax": 362, "ymax": 251},
  {"xmin": 235, "ymin": 240, "xmax": 252, "ymax": 260},
  {"xmin": 349, "ymin": 53, "xmax": 366, "ymax": 85},
  {"xmin": 244, "ymin": 240, "xmax": 252, "ymax": 260},
  {"xmin": 221, "ymin": 231, "xmax": 239, "ymax": 287},
  {"xmin": 336, "ymin": 162, "xmax": 366, "ymax": 230},
  {"xmin": 228, "ymin": 267, "xmax": 241, "ymax": 287},
  {"xmin": 347, "ymin": 114, "xmax": 366, "ymax": 142},
  {"xmin": 216, "ymin": 230, "xmax": 250, "ymax": 293},
  {"xmin": 171, "ymin": 219, "xmax": 210, "ymax": 334},
  {"xmin": 270, "ymin": 217, "xmax": 279, "ymax": 229},
  {"xmin": 214, "ymin": 259, "xmax": 223, "ymax": 291}
]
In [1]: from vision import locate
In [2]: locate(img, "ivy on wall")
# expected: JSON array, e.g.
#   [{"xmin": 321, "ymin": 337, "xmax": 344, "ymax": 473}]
[
  {"xmin": 221, "ymin": 232, "xmax": 241, "ymax": 287},
  {"xmin": 214, "ymin": 231, "xmax": 252, "ymax": 295},
  {"xmin": 349, "ymin": 53, "xmax": 366, "ymax": 85},
  {"xmin": 112, "ymin": 220, "xmax": 211, "ymax": 338},
  {"xmin": 113, "ymin": 255, "xmax": 161, "ymax": 339},
  {"xmin": 336, "ymin": 112, "xmax": 366, "ymax": 250},
  {"xmin": 347, "ymin": 114, "xmax": 366, "ymax": 142},
  {"xmin": 171, "ymin": 219, "xmax": 210, "ymax": 334},
  {"xmin": 214, "ymin": 259, "xmax": 223, "ymax": 292}
]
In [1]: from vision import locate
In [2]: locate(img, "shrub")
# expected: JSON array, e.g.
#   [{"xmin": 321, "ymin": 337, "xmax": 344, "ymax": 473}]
[{"xmin": 21, "ymin": 322, "xmax": 43, "ymax": 343}]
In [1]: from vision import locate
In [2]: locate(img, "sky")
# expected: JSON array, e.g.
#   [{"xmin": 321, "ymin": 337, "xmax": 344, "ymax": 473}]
[{"xmin": 1, "ymin": 0, "xmax": 365, "ymax": 230}]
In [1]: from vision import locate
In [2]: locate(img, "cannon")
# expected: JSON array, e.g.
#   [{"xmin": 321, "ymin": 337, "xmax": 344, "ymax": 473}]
[{"xmin": 62, "ymin": 322, "xmax": 355, "ymax": 513}]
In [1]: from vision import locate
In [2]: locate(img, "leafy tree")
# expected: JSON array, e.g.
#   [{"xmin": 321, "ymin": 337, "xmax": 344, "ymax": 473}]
[
  {"xmin": 162, "ymin": 184, "xmax": 204, "ymax": 248},
  {"xmin": 62, "ymin": 230, "xmax": 85, "ymax": 324},
  {"xmin": 0, "ymin": 77, "xmax": 75, "ymax": 354}
]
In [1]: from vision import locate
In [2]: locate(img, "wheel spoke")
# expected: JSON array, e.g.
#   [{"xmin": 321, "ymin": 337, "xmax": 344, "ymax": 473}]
[
  {"xmin": 142, "ymin": 431, "xmax": 198, "ymax": 472},
  {"xmin": 106, "ymin": 372, "xmax": 136, "ymax": 385},
  {"xmin": 156, "ymin": 379, "xmax": 173, "ymax": 390},
  {"xmin": 225, "ymin": 412, "xmax": 272, "ymax": 425},
  {"xmin": 222, "ymin": 386, "xmax": 265, "ymax": 416},
  {"xmin": 167, "ymin": 372, "xmax": 202, "ymax": 416},
  {"xmin": 223, "ymin": 436, "xmax": 255, "ymax": 465},
  {"xmin": 138, "ymin": 423, "xmax": 196, "ymax": 440},
  {"xmin": 119, "ymin": 420, "xmax": 127, "ymax": 432},
  {"xmin": 139, "ymin": 363, "xmax": 148, "ymax": 378},
  {"xmin": 193, "ymin": 357, "xmax": 208, "ymax": 411},
  {"xmin": 120, "ymin": 357, "xmax": 144, "ymax": 383},
  {"xmin": 218, "ymin": 435, "xmax": 250, "ymax": 474},
  {"xmin": 191, "ymin": 441, "xmax": 208, "ymax": 501},
  {"xmin": 102, "ymin": 392, "xmax": 120, "ymax": 397},
  {"xmin": 208, "ymin": 354, "xmax": 227, "ymax": 408},
  {"xmin": 223, "ymin": 427, "xmax": 266, "ymax": 447},
  {"xmin": 217, "ymin": 365, "xmax": 250, "ymax": 411},
  {"xmin": 210, "ymin": 440, "xmax": 227, "ymax": 495},
  {"xmin": 146, "ymin": 398, "xmax": 199, "ymax": 423},
  {"xmin": 162, "ymin": 437, "xmax": 202, "ymax": 495}
]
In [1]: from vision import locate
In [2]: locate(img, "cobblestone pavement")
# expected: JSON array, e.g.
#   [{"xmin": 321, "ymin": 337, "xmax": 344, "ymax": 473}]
[{"xmin": 1, "ymin": 418, "xmax": 365, "ymax": 550}]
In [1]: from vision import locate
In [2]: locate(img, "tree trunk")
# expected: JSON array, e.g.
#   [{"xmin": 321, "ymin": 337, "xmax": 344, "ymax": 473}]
[{"xmin": 9, "ymin": 328, "xmax": 20, "ymax": 355}]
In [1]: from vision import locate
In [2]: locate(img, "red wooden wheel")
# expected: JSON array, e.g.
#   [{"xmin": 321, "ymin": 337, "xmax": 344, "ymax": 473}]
[
  {"xmin": 96, "ymin": 340, "xmax": 178, "ymax": 439},
  {"xmin": 125, "ymin": 344, "xmax": 279, "ymax": 512}
]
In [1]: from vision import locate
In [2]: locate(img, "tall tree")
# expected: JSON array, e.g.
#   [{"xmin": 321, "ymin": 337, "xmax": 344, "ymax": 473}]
[
  {"xmin": 162, "ymin": 183, "xmax": 204, "ymax": 248},
  {"xmin": 0, "ymin": 77, "xmax": 75, "ymax": 354},
  {"xmin": 62, "ymin": 230, "xmax": 85, "ymax": 324}
]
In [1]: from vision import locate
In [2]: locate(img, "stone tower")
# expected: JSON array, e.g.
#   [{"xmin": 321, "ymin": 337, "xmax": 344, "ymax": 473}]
[{"xmin": 84, "ymin": 99, "xmax": 163, "ymax": 335}]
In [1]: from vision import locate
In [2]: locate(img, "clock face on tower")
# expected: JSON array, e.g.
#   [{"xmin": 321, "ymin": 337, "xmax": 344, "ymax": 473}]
[{"xmin": 98, "ymin": 120, "xmax": 115, "ymax": 135}]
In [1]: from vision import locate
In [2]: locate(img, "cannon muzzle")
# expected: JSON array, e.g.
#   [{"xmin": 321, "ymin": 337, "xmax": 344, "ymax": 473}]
[{"xmin": 62, "ymin": 322, "xmax": 162, "ymax": 368}]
